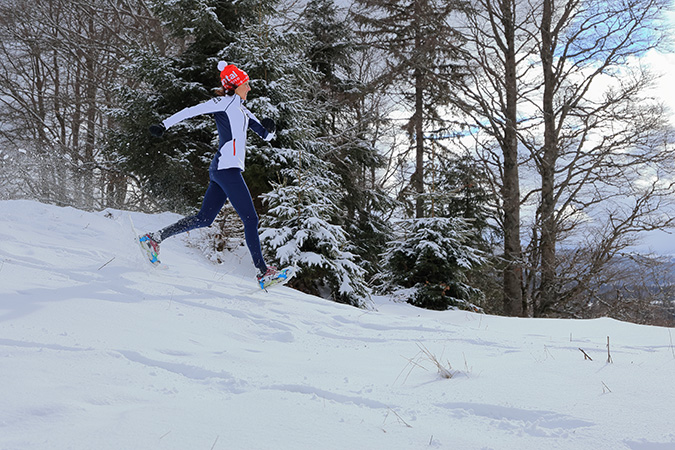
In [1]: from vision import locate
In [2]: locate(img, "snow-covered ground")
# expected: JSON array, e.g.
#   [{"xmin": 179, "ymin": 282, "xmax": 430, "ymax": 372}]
[{"xmin": 1, "ymin": 199, "xmax": 674, "ymax": 450}]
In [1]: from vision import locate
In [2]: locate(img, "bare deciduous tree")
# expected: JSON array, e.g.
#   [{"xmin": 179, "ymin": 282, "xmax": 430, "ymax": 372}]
[
  {"xmin": 456, "ymin": 0, "xmax": 675, "ymax": 317},
  {"xmin": 454, "ymin": 0, "xmax": 535, "ymax": 316},
  {"xmin": 0, "ymin": 0, "xmax": 165, "ymax": 209},
  {"xmin": 527, "ymin": 0, "xmax": 675, "ymax": 316}
]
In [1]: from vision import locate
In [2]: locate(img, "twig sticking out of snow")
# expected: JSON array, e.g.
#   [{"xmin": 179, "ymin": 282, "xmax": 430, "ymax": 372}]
[
  {"xmin": 97, "ymin": 257, "xmax": 115, "ymax": 270},
  {"xmin": 417, "ymin": 343, "xmax": 454, "ymax": 379},
  {"xmin": 396, "ymin": 343, "xmax": 456, "ymax": 384},
  {"xmin": 383, "ymin": 407, "xmax": 413, "ymax": 429},
  {"xmin": 579, "ymin": 348, "xmax": 593, "ymax": 361},
  {"xmin": 396, "ymin": 354, "xmax": 427, "ymax": 385},
  {"xmin": 607, "ymin": 336, "xmax": 613, "ymax": 364}
]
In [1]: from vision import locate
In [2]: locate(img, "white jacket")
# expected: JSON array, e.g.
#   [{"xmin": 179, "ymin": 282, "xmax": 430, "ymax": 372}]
[{"xmin": 162, "ymin": 95, "xmax": 272, "ymax": 171}]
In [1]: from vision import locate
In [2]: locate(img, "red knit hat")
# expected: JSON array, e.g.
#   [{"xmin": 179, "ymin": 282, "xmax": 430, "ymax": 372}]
[{"xmin": 218, "ymin": 61, "xmax": 249, "ymax": 89}]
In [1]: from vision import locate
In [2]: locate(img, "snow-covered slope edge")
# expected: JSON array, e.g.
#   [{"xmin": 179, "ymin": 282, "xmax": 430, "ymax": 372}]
[{"xmin": 1, "ymin": 200, "xmax": 674, "ymax": 450}]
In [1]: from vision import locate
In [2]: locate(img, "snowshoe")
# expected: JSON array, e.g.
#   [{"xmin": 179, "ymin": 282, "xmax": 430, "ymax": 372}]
[
  {"xmin": 257, "ymin": 266, "xmax": 295, "ymax": 290},
  {"xmin": 138, "ymin": 233, "xmax": 161, "ymax": 266}
]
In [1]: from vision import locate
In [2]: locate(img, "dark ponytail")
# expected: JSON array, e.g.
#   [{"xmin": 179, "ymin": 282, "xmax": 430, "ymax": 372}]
[{"xmin": 215, "ymin": 87, "xmax": 236, "ymax": 97}]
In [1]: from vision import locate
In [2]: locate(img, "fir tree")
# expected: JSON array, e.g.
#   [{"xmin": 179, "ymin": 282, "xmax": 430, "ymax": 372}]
[
  {"xmin": 299, "ymin": 0, "xmax": 392, "ymax": 278},
  {"xmin": 227, "ymin": 18, "xmax": 371, "ymax": 307},
  {"xmin": 217, "ymin": 20, "xmax": 317, "ymax": 204},
  {"xmin": 382, "ymin": 143, "xmax": 493, "ymax": 311},
  {"xmin": 382, "ymin": 216, "xmax": 485, "ymax": 311},
  {"xmin": 107, "ymin": 51, "xmax": 212, "ymax": 211},
  {"xmin": 353, "ymin": 0, "xmax": 469, "ymax": 219},
  {"xmin": 107, "ymin": 0, "xmax": 275, "ymax": 212},
  {"xmin": 352, "ymin": 0, "xmax": 487, "ymax": 310},
  {"xmin": 260, "ymin": 145, "xmax": 371, "ymax": 308}
]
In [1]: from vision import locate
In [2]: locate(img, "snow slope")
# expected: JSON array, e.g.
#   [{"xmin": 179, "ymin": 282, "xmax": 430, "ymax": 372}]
[{"xmin": 1, "ymin": 200, "xmax": 674, "ymax": 450}]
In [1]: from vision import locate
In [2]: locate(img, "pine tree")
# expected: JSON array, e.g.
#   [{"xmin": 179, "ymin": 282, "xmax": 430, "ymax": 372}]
[
  {"xmin": 216, "ymin": 19, "xmax": 316, "ymax": 203},
  {"xmin": 226, "ymin": 18, "xmax": 371, "ymax": 307},
  {"xmin": 353, "ymin": 0, "xmax": 468, "ymax": 219},
  {"xmin": 108, "ymin": 52, "xmax": 210, "ymax": 211},
  {"xmin": 380, "ymin": 143, "xmax": 492, "ymax": 311},
  {"xmin": 352, "ymin": 0, "xmax": 488, "ymax": 310},
  {"xmin": 382, "ymin": 216, "xmax": 485, "ymax": 311},
  {"xmin": 300, "ymin": 0, "xmax": 392, "ymax": 278},
  {"xmin": 107, "ymin": 0, "xmax": 275, "ymax": 212},
  {"xmin": 260, "ymin": 145, "xmax": 371, "ymax": 308}
]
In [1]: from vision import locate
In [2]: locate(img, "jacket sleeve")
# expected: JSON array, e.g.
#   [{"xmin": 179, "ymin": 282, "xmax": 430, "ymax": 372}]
[
  {"xmin": 162, "ymin": 97, "xmax": 231, "ymax": 130},
  {"xmin": 243, "ymin": 107, "xmax": 272, "ymax": 141}
]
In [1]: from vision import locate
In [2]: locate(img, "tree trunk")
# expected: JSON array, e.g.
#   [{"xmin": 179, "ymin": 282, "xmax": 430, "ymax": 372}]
[
  {"xmin": 83, "ymin": 11, "xmax": 98, "ymax": 210},
  {"xmin": 414, "ymin": 67, "xmax": 425, "ymax": 219},
  {"xmin": 413, "ymin": 1, "xmax": 425, "ymax": 219},
  {"xmin": 537, "ymin": 0, "xmax": 557, "ymax": 315},
  {"xmin": 501, "ymin": 0, "xmax": 523, "ymax": 316}
]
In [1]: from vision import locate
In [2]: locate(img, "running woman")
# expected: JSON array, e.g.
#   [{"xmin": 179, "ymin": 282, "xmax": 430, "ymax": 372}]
[{"xmin": 140, "ymin": 61, "xmax": 281, "ymax": 286}]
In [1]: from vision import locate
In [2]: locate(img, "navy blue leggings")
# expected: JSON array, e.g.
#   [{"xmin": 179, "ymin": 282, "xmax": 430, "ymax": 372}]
[{"xmin": 157, "ymin": 168, "xmax": 267, "ymax": 273}]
